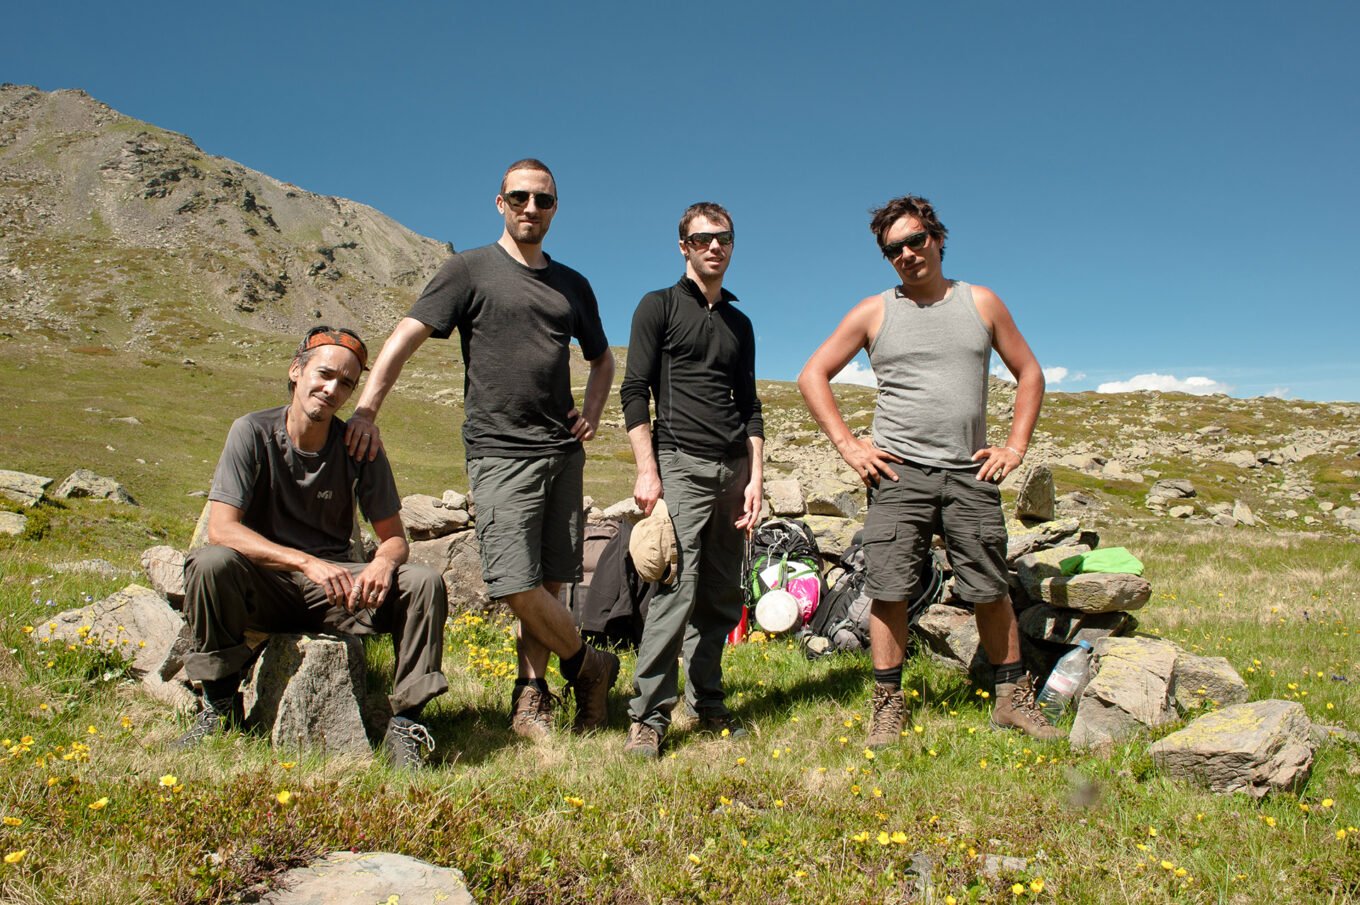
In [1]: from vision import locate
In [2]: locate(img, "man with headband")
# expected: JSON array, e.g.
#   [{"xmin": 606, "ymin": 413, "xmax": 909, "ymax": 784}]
[{"xmin": 179, "ymin": 326, "xmax": 449, "ymax": 768}]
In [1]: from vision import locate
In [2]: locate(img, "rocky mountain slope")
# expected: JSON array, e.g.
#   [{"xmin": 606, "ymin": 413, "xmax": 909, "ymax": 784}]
[{"xmin": 0, "ymin": 84, "xmax": 451, "ymax": 348}]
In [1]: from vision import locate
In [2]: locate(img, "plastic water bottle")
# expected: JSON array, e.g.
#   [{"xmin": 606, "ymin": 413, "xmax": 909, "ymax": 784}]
[{"xmin": 1036, "ymin": 640, "xmax": 1094, "ymax": 723}]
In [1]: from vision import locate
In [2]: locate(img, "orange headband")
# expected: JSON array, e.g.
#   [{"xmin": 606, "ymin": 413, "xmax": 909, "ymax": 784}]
[{"xmin": 297, "ymin": 328, "xmax": 369, "ymax": 370}]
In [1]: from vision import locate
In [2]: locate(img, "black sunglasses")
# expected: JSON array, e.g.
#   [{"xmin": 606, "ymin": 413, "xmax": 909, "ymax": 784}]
[
  {"xmin": 880, "ymin": 231, "xmax": 930, "ymax": 259},
  {"xmin": 501, "ymin": 190, "xmax": 557, "ymax": 210},
  {"xmin": 683, "ymin": 231, "xmax": 734, "ymax": 249}
]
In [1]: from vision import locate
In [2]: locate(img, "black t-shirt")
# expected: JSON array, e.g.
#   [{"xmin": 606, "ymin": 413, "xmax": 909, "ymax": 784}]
[
  {"xmin": 406, "ymin": 243, "xmax": 610, "ymax": 458},
  {"xmin": 208, "ymin": 407, "xmax": 402, "ymax": 561}
]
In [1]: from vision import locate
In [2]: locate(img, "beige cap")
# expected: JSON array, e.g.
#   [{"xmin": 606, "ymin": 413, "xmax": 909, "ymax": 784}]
[{"xmin": 629, "ymin": 498, "xmax": 678, "ymax": 585}]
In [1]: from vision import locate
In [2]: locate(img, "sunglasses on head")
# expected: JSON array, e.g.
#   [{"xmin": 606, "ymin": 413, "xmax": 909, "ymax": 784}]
[
  {"xmin": 683, "ymin": 231, "xmax": 734, "ymax": 249},
  {"xmin": 880, "ymin": 231, "xmax": 930, "ymax": 259},
  {"xmin": 501, "ymin": 190, "xmax": 557, "ymax": 210}
]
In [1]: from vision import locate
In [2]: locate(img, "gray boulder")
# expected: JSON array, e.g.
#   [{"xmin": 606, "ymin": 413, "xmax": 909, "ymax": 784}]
[
  {"xmin": 0, "ymin": 511, "xmax": 28, "ymax": 536},
  {"xmin": 400, "ymin": 493, "xmax": 471, "ymax": 540},
  {"xmin": 1171, "ymin": 653, "xmax": 1249, "ymax": 712},
  {"xmin": 52, "ymin": 559, "xmax": 122, "ymax": 578},
  {"xmin": 0, "ymin": 469, "xmax": 52, "ymax": 507},
  {"xmin": 1013, "ymin": 464, "xmax": 1055, "ymax": 522},
  {"xmin": 1223, "ymin": 450, "xmax": 1261, "ymax": 469},
  {"xmin": 1038, "ymin": 572, "xmax": 1152, "ymax": 614},
  {"xmin": 1018, "ymin": 605, "xmax": 1135, "ymax": 646},
  {"xmin": 260, "ymin": 851, "xmax": 474, "ymax": 904},
  {"xmin": 441, "ymin": 489, "xmax": 468, "ymax": 511},
  {"xmin": 1070, "ymin": 636, "xmax": 1179, "ymax": 750},
  {"xmin": 913, "ymin": 603, "xmax": 979, "ymax": 671},
  {"xmin": 600, "ymin": 497, "xmax": 643, "ymax": 521},
  {"xmin": 141, "ymin": 546, "xmax": 187, "ymax": 602},
  {"xmin": 1231, "ymin": 500, "xmax": 1257, "ymax": 527},
  {"xmin": 766, "ymin": 478, "xmax": 806, "ymax": 517},
  {"xmin": 409, "ymin": 531, "xmax": 490, "ymax": 610},
  {"xmin": 52, "ymin": 469, "xmax": 138, "ymax": 505},
  {"xmin": 243, "ymin": 633, "xmax": 370, "ymax": 754},
  {"xmin": 804, "ymin": 476, "xmax": 862, "ymax": 519},
  {"xmin": 1149, "ymin": 700, "xmax": 1314, "ymax": 798},
  {"xmin": 802, "ymin": 514, "xmax": 859, "ymax": 557},
  {"xmin": 1146, "ymin": 479, "xmax": 1195, "ymax": 508}
]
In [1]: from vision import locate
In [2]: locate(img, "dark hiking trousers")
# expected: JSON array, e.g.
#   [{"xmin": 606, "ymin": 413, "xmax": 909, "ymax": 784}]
[{"xmin": 182, "ymin": 545, "xmax": 449, "ymax": 714}]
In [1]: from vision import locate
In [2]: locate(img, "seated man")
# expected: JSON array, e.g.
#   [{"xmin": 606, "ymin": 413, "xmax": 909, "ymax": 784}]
[{"xmin": 179, "ymin": 326, "xmax": 449, "ymax": 768}]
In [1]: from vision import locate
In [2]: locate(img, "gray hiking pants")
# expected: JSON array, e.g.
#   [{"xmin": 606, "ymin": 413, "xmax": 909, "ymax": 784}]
[
  {"xmin": 182, "ymin": 545, "xmax": 449, "ymax": 715},
  {"xmin": 628, "ymin": 449, "xmax": 748, "ymax": 733}
]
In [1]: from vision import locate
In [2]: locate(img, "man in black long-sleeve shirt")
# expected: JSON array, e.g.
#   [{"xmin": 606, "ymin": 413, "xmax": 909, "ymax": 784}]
[{"xmin": 619, "ymin": 202, "xmax": 764, "ymax": 759}]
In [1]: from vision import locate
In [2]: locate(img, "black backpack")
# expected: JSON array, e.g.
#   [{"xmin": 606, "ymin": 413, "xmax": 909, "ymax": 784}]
[
  {"xmin": 746, "ymin": 518, "xmax": 823, "ymax": 601},
  {"xmin": 804, "ymin": 535, "xmax": 945, "ymax": 657},
  {"xmin": 563, "ymin": 519, "xmax": 656, "ymax": 650}
]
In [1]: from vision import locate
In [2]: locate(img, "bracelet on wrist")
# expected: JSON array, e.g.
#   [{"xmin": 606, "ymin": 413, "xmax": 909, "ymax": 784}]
[{"xmin": 1003, "ymin": 445, "xmax": 1025, "ymax": 460}]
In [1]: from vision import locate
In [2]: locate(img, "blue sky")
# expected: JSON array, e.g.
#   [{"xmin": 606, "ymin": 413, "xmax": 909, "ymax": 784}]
[{"xmin": 10, "ymin": 1, "xmax": 1359, "ymax": 401}]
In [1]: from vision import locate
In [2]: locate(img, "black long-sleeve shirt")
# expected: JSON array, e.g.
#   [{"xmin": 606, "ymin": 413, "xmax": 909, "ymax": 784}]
[{"xmin": 620, "ymin": 277, "xmax": 763, "ymax": 459}]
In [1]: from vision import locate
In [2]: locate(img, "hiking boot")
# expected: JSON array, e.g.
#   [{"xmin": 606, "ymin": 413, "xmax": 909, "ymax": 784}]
[
  {"xmin": 568, "ymin": 644, "xmax": 620, "ymax": 733},
  {"xmin": 692, "ymin": 709, "xmax": 748, "ymax": 739},
  {"xmin": 991, "ymin": 674, "xmax": 1064, "ymax": 740},
  {"xmin": 174, "ymin": 697, "xmax": 241, "ymax": 750},
  {"xmin": 382, "ymin": 716, "xmax": 435, "ymax": 769},
  {"xmin": 510, "ymin": 684, "xmax": 560, "ymax": 740},
  {"xmin": 866, "ymin": 683, "xmax": 906, "ymax": 749},
  {"xmin": 623, "ymin": 721, "xmax": 662, "ymax": 759}
]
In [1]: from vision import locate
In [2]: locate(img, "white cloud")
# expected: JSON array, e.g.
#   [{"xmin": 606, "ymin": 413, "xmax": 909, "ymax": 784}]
[
  {"xmin": 1265, "ymin": 387, "xmax": 1291, "ymax": 399},
  {"xmin": 832, "ymin": 361, "xmax": 877, "ymax": 387},
  {"xmin": 990, "ymin": 364, "xmax": 1080, "ymax": 385},
  {"xmin": 1095, "ymin": 373, "xmax": 1232, "ymax": 396}
]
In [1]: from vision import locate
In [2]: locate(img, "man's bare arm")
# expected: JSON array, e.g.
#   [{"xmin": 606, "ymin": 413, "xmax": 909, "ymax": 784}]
[
  {"xmin": 568, "ymin": 349, "xmax": 615, "ymax": 442},
  {"xmin": 797, "ymin": 295, "xmax": 902, "ymax": 484},
  {"xmin": 345, "ymin": 512, "xmax": 410, "ymax": 613},
  {"xmin": 628, "ymin": 422, "xmax": 662, "ymax": 516},
  {"xmin": 345, "ymin": 317, "xmax": 435, "ymax": 460},
  {"xmin": 735, "ymin": 435, "xmax": 764, "ymax": 534}
]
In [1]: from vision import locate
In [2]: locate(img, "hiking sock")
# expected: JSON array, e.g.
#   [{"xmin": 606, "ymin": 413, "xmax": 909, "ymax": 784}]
[
  {"xmin": 994, "ymin": 661, "xmax": 1025, "ymax": 688},
  {"xmin": 873, "ymin": 665, "xmax": 903, "ymax": 688},
  {"xmin": 560, "ymin": 644, "xmax": 587, "ymax": 683}
]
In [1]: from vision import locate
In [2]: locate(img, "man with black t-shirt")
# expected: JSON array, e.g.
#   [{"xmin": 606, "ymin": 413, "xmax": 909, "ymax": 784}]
[
  {"xmin": 345, "ymin": 160, "xmax": 619, "ymax": 739},
  {"xmin": 619, "ymin": 201, "xmax": 764, "ymax": 759},
  {"xmin": 180, "ymin": 327, "xmax": 449, "ymax": 768}
]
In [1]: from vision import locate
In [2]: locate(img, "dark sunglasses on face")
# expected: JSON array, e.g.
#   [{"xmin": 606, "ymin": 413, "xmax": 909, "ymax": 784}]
[
  {"xmin": 880, "ymin": 231, "xmax": 930, "ymax": 259},
  {"xmin": 502, "ymin": 190, "xmax": 557, "ymax": 210},
  {"xmin": 683, "ymin": 231, "xmax": 734, "ymax": 249}
]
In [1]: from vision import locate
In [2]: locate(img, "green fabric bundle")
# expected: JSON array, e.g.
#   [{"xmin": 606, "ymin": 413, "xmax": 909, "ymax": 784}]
[{"xmin": 1059, "ymin": 547, "xmax": 1145, "ymax": 576}]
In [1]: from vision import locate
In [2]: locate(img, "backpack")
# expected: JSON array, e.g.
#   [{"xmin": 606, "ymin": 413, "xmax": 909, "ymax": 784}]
[
  {"xmin": 804, "ymin": 535, "xmax": 945, "ymax": 657},
  {"xmin": 564, "ymin": 519, "xmax": 656, "ymax": 650},
  {"xmin": 746, "ymin": 518, "xmax": 824, "ymax": 628}
]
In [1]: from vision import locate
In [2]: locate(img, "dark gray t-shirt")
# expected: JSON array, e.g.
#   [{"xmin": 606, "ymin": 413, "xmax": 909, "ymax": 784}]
[
  {"xmin": 208, "ymin": 406, "xmax": 402, "ymax": 560},
  {"xmin": 406, "ymin": 243, "xmax": 609, "ymax": 459}
]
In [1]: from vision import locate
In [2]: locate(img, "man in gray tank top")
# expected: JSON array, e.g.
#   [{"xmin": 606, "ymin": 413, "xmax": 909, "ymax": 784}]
[{"xmin": 798, "ymin": 195, "xmax": 1059, "ymax": 744}]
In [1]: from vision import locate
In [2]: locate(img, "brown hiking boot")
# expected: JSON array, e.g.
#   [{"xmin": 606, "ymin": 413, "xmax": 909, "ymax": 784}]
[
  {"xmin": 991, "ymin": 674, "xmax": 1064, "ymax": 740},
  {"xmin": 866, "ymin": 683, "xmax": 906, "ymax": 749},
  {"xmin": 568, "ymin": 644, "xmax": 620, "ymax": 733},
  {"xmin": 623, "ymin": 721, "xmax": 662, "ymax": 759},
  {"xmin": 510, "ymin": 684, "xmax": 559, "ymax": 739}
]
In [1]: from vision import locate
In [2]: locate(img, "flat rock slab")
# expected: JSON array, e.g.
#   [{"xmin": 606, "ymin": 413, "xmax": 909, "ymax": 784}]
[
  {"xmin": 1005, "ymin": 517, "xmax": 1080, "ymax": 562},
  {"xmin": 261, "ymin": 851, "xmax": 474, "ymax": 904},
  {"xmin": 1015, "ymin": 545, "xmax": 1090, "ymax": 598},
  {"xmin": 804, "ymin": 476, "xmax": 862, "ymax": 519},
  {"xmin": 1149, "ymin": 700, "xmax": 1315, "ymax": 798},
  {"xmin": 766, "ymin": 478, "xmax": 806, "ymax": 516},
  {"xmin": 401, "ymin": 493, "xmax": 471, "ymax": 540},
  {"xmin": 244, "ymin": 633, "xmax": 370, "ymax": 754},
  {"xmin": 0, "ymin": 469, "xmax": 52, "ymax": 507},
  {"xmin": 1172, "ymin": 652, "xmax": 1249, "ymax": 712},
  {"xmin": 1018, "ymin": 604, "xmax": 1135, "ymax": 646},
  {"xmin": 0, "ymin": 511, "xmax": 26, "ymax": 536},
  {"xmin": 1014, "ymin": 464, "xmax": 1055, "ymax": 522},
  {"xmin": 1070, "ymin": 636, "xmax": 1179, "ymax": 750},
  {"xmin": 1038, "ymin": 572, "xmax": 1152, "ymax": 614},
  {"xmin": 53, "ymin": 468, "xmax": 137, "ymax": 504}
]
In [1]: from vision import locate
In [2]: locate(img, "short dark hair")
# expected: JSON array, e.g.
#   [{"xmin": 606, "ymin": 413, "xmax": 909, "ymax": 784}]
[
  {"xmin": 868, "ymin": 195, "xmax": 948, "ymax": 261},
  {"xmin": 678, "ymin": 202, "xmax": 733, "ymax": 241},
  {"xmin": 501, "ymin": 158, "xmax": 556, "ymax": 194},
  {"xmin": 288, "ymin": 325, "xmax": 366, "ymax": 395}
]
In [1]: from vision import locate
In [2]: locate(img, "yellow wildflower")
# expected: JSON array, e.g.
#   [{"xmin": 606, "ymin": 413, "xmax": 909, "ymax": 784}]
[
  {"xmin": 159, "ymin": 775, "xmax": 178, "ymax": 788},
  {"xmin": 276, "ymin": 790, "xmax": 293, "ymax": 806},
  {"xmin": 1011, "ymin": 882, "xmax": 1025, "ymax": 895},
  {"xmin": 688, "ymin": 853, "xmax": 702, "ymax": 865},
  {"xmin": 4, "ymin": 850, "xmax": 26, "ymax": 864},
  {"xmin": 2, "ymin": 817, "xmax": 21, "ymax": 827},
  {"xmin": 87, "ymin": 797, "xmax": 108, "ymax": 811},
  {"xmin": 1030, "ymin": 878, "xmax": 1044, "ymax": 893}
]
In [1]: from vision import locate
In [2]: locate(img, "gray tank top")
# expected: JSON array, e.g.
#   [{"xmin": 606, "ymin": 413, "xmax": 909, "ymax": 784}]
[{"xmin": 867, "ymin": 280, "xmax": 992, "ymax": 470}]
